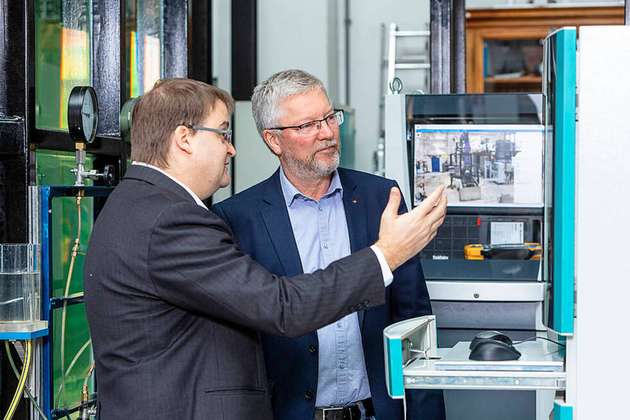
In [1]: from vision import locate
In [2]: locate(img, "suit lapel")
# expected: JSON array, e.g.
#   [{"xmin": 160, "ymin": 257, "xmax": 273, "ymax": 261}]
[
  {"xmin": 260, "ymin": 171, "xmax": 304, "ymax": 276},
  {"xmin": 339, "ymin": 169, "xmax": 370, "ymax": 327}
]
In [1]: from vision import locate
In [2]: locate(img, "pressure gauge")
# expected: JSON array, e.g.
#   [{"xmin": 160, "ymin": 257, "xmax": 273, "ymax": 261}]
[
  {"xmin": 68, "ymin": 86, "xmax": 99, "ymax": 143},
  {"xmin": 120, "ymin": 97, "xmax": 139, "ymax": 143}
]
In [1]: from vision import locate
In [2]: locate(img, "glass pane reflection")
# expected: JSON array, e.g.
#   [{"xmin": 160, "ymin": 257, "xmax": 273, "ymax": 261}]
[
  {"xmin": 35, "ymin": 0, "xmax": 91, "ymax": 130},
  {"xmin": 126, "ymin": 0, "xmax": 164, "ymax": 98},
  {"xmin": 483, "ymin": 39, "xmax": 543, "ymax": 93}
]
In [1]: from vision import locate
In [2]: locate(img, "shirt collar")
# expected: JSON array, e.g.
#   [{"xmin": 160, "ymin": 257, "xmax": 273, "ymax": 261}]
[
  {"xmin": 279, "ymin": 167, "xmax": 343, "ymax": 208},
  {"xmin": 131, "ymin": 162, "xmax": 208, "ymax": 210}
]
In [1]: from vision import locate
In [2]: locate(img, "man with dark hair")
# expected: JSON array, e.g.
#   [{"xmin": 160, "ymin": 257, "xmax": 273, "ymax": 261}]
[
  {"xmin": 214, "ymin": 70, "xmax": 446, "ymax": 420},
  {"xmin": 84, "ymin": 78, "xmax": 446, "ymax": 420}
]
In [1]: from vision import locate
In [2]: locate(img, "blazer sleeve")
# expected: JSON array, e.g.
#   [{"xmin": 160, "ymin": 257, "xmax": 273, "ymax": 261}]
[
  {"xmin": 390, "ymin": 180, "xmax": 433, "ymax": 321},
  {"xmin": 148, "ymin": 200, "xmax": 385, "ymax": 337}
]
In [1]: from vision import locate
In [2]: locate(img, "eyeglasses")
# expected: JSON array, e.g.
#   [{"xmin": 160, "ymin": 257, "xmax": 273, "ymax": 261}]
[
  {"xmin": 186, "ymin": 124, "xmax": 233, "ymax": 143},
  {"xmin": 267, "ymin": 110, "xmax": 344, "ymax": 137}
]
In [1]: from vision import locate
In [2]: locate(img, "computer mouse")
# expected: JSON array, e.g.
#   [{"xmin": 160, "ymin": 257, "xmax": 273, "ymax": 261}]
[
  {"xmin": 469, "ymin": 339, "xmax": 522, "ymax": 361},
  {"xmin": 469, "ymin": 330, "xmax": 513, "ymax": 350}
]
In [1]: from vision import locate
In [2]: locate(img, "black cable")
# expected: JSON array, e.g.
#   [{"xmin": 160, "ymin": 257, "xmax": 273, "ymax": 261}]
[{"xmin": 514, "ymin": 336, "xmax": 565, "ymax": 347}]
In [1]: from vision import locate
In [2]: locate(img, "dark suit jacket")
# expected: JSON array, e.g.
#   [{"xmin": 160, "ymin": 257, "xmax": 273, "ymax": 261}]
[
  {"xmin": 213, "ymin": 168, "xmax": 445, "ymax": 420},
  {"xmin": 84, "ymin": 165, "xmax": 387, "ymax": 420}
]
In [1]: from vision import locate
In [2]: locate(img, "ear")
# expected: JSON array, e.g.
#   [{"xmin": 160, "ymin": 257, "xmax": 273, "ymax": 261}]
[
  {"xmin": 172, "ymin": 125, "xmax": 194, "ymax": 155},
  {"xmin": 262, "ymin": 130, "xmax": 282, "ymax": 156}
]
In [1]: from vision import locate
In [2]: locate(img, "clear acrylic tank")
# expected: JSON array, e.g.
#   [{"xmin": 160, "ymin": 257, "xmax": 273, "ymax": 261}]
[{"xmin": 0, "ymin": 244, "xmax": 40, "ymax": 323}]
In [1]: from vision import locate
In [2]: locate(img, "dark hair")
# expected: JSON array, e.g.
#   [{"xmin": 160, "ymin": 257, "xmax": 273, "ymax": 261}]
[{"xmin": 130, "ymin": 78, "xmax": 234, "ymax": 167}]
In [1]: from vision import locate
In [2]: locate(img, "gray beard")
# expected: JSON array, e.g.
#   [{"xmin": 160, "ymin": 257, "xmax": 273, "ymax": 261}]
[{"xmin": 282, "ymin": 141, "xmax": 340, "ymax": 179}]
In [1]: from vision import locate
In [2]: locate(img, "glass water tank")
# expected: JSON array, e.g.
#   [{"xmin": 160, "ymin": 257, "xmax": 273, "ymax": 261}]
[{"xmin": 0, "ymin": 244, "xmax": 40, "ymax": 324}]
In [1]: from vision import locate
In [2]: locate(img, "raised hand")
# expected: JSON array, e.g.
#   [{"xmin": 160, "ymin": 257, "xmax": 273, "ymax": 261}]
[{"xmin": 375, "ymin": 186, "xmax": 447, "ymax": 270}]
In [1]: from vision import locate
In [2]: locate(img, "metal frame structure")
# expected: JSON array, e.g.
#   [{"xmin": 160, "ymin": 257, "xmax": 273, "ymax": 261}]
[
  {"xmin": 231, "ymin": 0, "xmax": 257, "ymax": 101},
  {"xmin": 93, "ymin": 0, "xmax": 126, "ymax": 136},
  {"xmin": 164, "ymin": 0, "xmax": 190, "ymax": 78},
  {"xmin": 39, "ymin": 186, "xmax": 112, "ymax": 419},
  {"xmin": 0, "ymin": 0, "xmax": 32, "ymax": 244},
  {"xmin": 429, "ymin": 0, "xmax": 466, "ymax": 94},
  {"xmin": 451, "ymin": 0, "xmax": 466, "ymax": 93},
  {"xmin": 189, "ymin": 0, "xmax": 213, "ymax": 83},
  {"xmin": 430, "ymin": 0, "xmax": 452, "ymax": 94}
]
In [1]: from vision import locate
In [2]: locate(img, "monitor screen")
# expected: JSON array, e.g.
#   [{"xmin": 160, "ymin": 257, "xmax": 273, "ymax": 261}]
[{"xmin": 413, "ymin": 124, "xmax": 544, "ymax": 208}]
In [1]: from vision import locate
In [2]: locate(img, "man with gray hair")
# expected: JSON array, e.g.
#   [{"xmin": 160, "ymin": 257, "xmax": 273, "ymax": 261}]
[{"xmin": 213, "ymin": 70, "xmax": 445, "ymax": 420}]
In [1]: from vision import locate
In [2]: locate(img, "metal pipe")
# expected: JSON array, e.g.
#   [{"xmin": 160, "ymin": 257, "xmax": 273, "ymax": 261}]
[
  {"xmin": 626, "ymin": 0, "xmax": 629, "ymax": 25},
  {"xmin": 430, "ymin": 0, "xmax": 452, "ymax": 94},
  {"xmin": 163, "ymin": 0, "xmax": 189, "ymax": 78},
  {"xmin": 452, "ymin": 0, "xmax": 466, "ymax": 93}
]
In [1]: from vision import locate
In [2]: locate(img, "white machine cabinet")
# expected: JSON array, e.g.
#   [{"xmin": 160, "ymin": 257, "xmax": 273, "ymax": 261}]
[{"xmin": 383, "ymin": 26, "xmax": 630, "ymax": 420}]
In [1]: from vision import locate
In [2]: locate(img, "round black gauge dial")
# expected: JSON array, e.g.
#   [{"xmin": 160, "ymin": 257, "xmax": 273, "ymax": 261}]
[{"xmin": 68, "ymin": 86, "xmax": 99, "ymax": 143}]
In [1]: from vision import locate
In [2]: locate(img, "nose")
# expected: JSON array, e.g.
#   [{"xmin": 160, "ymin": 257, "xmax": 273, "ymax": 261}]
[{"xmin": 227, "ymin": 142, "xmax": 236, "ymax": 157}]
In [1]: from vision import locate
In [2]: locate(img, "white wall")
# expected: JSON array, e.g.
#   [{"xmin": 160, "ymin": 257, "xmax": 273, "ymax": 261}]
[
  {"xmin": 257, "ymin": 0, "xmax": 339, "ymax": 94},
  {"xmin": 233, "ymin": 101, "xmax": 277, "ymax": 194}
]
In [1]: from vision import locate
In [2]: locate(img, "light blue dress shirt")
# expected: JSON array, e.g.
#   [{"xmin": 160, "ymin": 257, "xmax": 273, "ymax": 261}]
[{"xmin": 279, "ymin": 168, "xmax": 371, "ymax": 408}]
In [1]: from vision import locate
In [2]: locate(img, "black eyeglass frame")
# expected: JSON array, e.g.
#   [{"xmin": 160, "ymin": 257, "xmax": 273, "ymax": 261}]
[{"xmin": 266, "ymin": 109, "xmax": 344, "ymax": 132}]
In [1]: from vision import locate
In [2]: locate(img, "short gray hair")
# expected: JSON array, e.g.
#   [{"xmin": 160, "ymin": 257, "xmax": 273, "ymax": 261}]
[{"xmin": 251, "ymin": 69, "xmax": 328, "ymax": 135}]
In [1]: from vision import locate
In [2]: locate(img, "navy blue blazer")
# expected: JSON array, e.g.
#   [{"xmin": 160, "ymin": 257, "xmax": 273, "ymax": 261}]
[{"xmin": 213, "ymin": 168, "xmax": 445, "ymax": 420}]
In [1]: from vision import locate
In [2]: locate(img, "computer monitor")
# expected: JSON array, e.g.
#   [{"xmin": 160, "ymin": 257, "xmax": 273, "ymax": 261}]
[
  {"xmin": 395, "ymin": 94, "xmax": 544, "ymax": 262},
  {"xmin": 412, "ymin": 124, "xmax": 544, "ymax": 209}
]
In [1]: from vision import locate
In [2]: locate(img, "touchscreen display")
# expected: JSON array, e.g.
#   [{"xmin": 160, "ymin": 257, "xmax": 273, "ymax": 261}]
[{"xmin": 413, "ymin": 124, "xmax": 544, "ymax": 208}]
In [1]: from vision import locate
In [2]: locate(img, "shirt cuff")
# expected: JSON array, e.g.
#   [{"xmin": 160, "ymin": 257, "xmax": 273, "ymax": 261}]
[{"xmin": 370, "ymin": 245, "xmax": 394, "ymax": 287}]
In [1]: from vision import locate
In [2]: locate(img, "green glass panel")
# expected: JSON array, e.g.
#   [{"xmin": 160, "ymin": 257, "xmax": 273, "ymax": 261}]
[
  {"xmin": 35, "ymin": 0, "xmax": 92, "ymax": 130},
  {"xmin": 125, "ymin": 0, "xmax": 164, "ymax": 98},
  {"xmin": 36, "ymin": 150, "xmax": 95, "ymax": 414},
  {"xmin": 51, "ymin": 303, "xmax": 93, "ymax": 411}
]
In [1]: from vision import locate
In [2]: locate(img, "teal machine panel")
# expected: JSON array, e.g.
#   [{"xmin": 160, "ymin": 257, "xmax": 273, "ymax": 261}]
[
  {"xmin": 383, "ymin": 316, "xmax": 438, "ymax": 400},
  {"xmin": 384, "ymin": 336, "xmax": 405, "ymax": 399},
  {"xmin": 545, "ymin": 28, "xmax": 576, "ymax": 335},
  {"xmin": 553, "ymin": 401, "xmax": 573, "ymax": 420}
]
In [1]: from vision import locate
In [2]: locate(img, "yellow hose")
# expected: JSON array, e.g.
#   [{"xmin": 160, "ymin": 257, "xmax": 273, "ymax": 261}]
[
  {"xmin": 3, "ymin": 340, "xmax": 33, "ymax": 420},
  {"xmin": 4, "ymin": 341, "xmax": 47, "ymax": 420},
  {"xmin": 57, "ymin": 194, "xmax": 82, "ymax": 407}
]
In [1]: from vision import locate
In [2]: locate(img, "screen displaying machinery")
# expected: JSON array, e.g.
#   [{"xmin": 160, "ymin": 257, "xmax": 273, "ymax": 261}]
[{"xmin": 412, "ymin": 124, "xmax": 543, "ymax": 208}]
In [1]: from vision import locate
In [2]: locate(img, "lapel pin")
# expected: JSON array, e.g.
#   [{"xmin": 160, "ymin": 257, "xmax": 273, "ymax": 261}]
[{"xmin": 352, "ymin": 199, "xmax": 358, "ymax": 204}]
